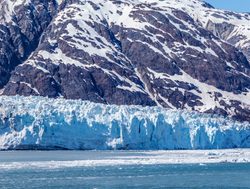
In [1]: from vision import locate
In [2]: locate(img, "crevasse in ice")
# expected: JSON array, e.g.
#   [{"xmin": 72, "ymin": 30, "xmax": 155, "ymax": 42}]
[{"xmin": 0, "ymin": 96, "xmax": 249, "ymax": 150}]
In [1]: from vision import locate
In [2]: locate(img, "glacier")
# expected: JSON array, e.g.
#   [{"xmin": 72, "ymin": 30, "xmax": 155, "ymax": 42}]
[{"xmin": 0, "ymin": 96, "xmax": 249, "ymax": 150}]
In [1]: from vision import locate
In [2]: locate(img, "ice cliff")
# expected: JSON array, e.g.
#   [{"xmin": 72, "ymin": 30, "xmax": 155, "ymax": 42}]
[{"xmin": 0, "ymin": 96, "xmax": 249, "ymax": 150}]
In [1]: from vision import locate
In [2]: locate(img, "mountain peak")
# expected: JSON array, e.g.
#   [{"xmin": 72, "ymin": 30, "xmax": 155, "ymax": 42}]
[{"xmin": 0, "ymin": 0, "xmax": 249, "ymax": 122}]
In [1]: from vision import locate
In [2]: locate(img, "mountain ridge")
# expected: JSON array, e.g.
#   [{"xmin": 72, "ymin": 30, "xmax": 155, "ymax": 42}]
[{"xmin": 0, "ymin": 0, "xmax": 250, "ymax": 122}]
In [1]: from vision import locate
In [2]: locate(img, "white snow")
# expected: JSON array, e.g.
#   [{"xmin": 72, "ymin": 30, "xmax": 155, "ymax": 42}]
[
  {"xmin": 1, "ymin": 0, "xmax": 250, "ymax": 126},
  {"xmin": 147, "ymin": 67, "xmax": 250, "ymax": 112},
  {"xmin": 2, "ymin": 0, "xmax": 250, "ymax": 52},
  {"xmin": 0, "ymin": 95, "xmax": 249, "ymax": 150},
  {"xmin": 0, "ymin": 0, "xmax": 31, "ymax": 23}
]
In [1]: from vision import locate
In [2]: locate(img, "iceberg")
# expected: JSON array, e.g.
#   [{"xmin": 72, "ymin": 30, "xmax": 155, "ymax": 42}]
[{"xmin": 0, "ymin": 96, "xmax": 249, "ymax": 150}]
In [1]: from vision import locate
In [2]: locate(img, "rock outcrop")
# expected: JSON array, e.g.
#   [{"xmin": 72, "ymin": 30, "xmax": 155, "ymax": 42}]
[{"xmin": 0, "ymin": 0, "xmax": 249, "ymax": 122}]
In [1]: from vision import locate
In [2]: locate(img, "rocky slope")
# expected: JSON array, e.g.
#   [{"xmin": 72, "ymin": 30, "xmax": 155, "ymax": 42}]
[{"xmin": 0, "ymin": 0, "xmax": 250, "ymax": 121}]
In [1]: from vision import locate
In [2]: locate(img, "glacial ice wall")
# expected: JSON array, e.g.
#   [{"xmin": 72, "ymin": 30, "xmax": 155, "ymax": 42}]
[{"xmin": 0, "ymin": 96, "xmax": 250, "ymax": 150}]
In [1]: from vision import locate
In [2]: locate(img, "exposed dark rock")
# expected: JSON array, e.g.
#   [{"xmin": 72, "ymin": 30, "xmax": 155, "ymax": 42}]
[
  {"xmin": 0, "ymin": 0, "xmax": 250, "ymax": 122},
  {"xmin": 0, "ymin": 0, "xmax": 58, "ymax": 88}
]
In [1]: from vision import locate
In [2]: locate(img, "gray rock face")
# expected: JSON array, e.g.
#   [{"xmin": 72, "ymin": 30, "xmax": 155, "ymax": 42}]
[
  {"xmin": 0, "ymin": 0, "xmax": 58, "ymax": 88},
  {"xmin": 0, "ymin": 0, "xmax": 250, "ymax": 122},
  {"xmin": 192, "ymin": 6, "xmax": 250, "ymax": 62}
]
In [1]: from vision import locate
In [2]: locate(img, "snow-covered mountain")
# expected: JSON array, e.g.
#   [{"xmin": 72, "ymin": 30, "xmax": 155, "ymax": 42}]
[
  {"xmin": 0, "ymin": 96, "xmax": 249, "ymax": 150},
  {"xmin": 0, "ymin": 0, "xmax": 250, "ymax": 122}
]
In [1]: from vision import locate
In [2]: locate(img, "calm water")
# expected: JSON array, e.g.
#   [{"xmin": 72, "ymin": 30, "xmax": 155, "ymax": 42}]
[{"xmin": 0, "ymin": 151, "xmax": 250, "ymax": 189}]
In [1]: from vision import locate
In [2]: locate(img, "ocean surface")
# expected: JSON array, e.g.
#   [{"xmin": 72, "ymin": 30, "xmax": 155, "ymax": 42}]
[{"xmin": 0, "ymin": 151, "xmax": 250, "ymax": 189}]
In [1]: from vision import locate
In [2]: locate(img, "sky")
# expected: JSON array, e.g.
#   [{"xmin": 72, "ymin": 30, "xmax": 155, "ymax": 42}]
[{"xmin": 205, "ymin": 0, "xmax": 250, "ymax": 13}]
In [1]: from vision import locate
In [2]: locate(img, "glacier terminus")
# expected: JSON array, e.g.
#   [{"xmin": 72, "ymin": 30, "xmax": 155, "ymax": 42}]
[{"xmin": 0, "ymin": 96, "xmax": 249, "ymax": 150}]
